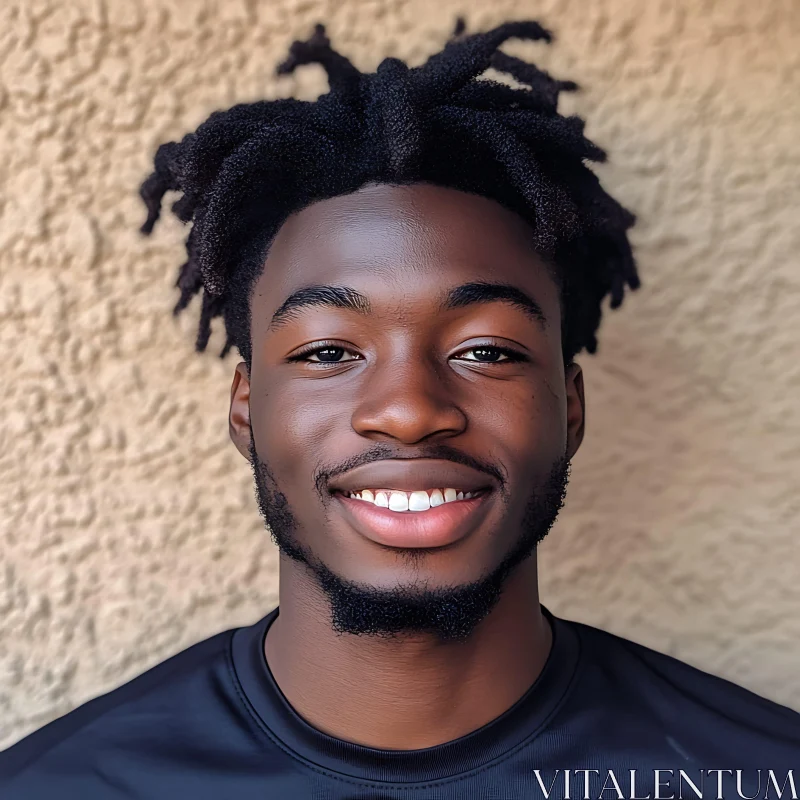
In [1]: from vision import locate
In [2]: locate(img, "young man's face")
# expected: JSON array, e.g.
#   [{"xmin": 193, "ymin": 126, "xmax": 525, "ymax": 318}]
[{"xmin": 229, "ymin": 182, "xmax": 585, "ymax": 639}]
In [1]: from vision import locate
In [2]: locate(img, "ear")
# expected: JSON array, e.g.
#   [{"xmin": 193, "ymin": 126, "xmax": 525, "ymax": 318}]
[
  {"xmin": 564, "ymin": 361, "xmax": 585, "ymax": 461},
  {"xmin": 229, "ymin": 361, "xmax": 252, "ymax": 461}
]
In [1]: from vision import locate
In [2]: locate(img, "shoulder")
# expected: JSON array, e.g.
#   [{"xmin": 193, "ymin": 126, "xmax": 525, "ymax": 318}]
[
  {"xmin": 565, "ymin": 615, "xmax": 800, "ymax": 745},
  {"xmin": 0, "ymin": 627, "xmax": 236, "ymax": 789}
]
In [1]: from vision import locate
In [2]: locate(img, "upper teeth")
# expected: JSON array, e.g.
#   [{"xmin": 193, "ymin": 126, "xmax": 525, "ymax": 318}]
[{"xmin": 346, "ymin": 488, "xmax": 474, "ymax": 512}]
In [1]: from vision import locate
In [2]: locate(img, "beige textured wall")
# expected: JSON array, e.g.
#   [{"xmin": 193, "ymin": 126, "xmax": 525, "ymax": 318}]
[{"xmin": 1, "ymin": 0, "xmax": 799, "ymax": 749}]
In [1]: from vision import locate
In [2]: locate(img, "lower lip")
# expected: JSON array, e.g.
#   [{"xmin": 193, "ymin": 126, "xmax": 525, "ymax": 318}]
[{"xmin": 335, "ymin": 492, "xmax": 493, "ymax": 549}]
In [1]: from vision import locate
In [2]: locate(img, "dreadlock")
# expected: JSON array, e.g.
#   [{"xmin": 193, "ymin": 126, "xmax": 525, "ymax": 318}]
[{"xmin": 139, "ymin": 17, "xmax": 639, "ymax": 365}]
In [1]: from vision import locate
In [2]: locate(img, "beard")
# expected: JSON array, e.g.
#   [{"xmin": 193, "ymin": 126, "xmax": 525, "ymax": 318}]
[{"xmin": 249, "ymin": 436, "xmax": 570, "ymax": 642}]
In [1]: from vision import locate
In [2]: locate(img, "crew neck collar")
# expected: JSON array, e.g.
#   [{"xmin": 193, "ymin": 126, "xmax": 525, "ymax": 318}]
[{"xmin": 231, "ymin": 603, "xmax": 580, "ymax": 784}]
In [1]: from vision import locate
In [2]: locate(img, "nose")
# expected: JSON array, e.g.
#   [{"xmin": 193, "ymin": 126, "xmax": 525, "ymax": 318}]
[{"xmin": 350, "ymin": 351, "xmax": 467, "ymax": 445}]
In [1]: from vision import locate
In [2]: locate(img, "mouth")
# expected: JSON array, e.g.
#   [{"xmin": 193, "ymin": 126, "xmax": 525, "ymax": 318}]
[{"xmin": 333, "ymin": 486, "xmax": 494, "ymax": 549}]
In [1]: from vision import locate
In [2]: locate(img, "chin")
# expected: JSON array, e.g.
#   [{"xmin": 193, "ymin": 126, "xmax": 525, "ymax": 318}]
[{"xmin": 315, "ymin": 528, "xmax": 514, "ymax": 590}]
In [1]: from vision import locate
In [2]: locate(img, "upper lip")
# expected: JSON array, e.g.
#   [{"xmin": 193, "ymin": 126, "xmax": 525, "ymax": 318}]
[{"xmin": 328, "ymin": 459, "xmax": 496, "ymax": 495}]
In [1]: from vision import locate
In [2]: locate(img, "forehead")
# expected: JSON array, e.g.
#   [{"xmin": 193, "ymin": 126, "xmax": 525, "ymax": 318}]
[{"xmin": 255, "ymin": 182, "xmax": 558, "ymax": 314}]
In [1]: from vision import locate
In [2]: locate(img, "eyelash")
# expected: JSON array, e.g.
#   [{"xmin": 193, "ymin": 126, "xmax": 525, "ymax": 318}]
[{"xmin": 287, "ymin": 342, "xmax": 528, "ymax": 365}]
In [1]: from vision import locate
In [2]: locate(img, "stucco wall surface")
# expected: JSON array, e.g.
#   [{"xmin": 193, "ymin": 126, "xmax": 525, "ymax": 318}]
[{"xmin": 1, "ymin": 0, "xmax": 799, "ymax": 749}]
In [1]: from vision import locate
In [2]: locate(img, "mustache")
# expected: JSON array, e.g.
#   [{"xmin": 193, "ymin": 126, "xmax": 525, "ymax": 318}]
[{"xmin": 313, "ymin": 442, "xmax": 506, "ymax": 499}]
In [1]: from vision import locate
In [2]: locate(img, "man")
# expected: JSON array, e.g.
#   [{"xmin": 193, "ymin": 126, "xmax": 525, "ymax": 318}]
[{"xmin": 2, "ymin": 18, "xmax": 798, "ymax": 800}]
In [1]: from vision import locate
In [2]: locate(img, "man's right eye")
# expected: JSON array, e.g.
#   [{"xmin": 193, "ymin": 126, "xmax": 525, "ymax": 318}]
[
  {"xmin": 307, "ymin": 347, "xmax": 351, "ymax": 362},
  {"xmin": 288, "ymin": 343, "xmax": 363, "ymax": 364}
]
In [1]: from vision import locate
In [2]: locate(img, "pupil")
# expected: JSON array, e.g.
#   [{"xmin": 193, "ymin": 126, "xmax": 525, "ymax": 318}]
[
  {"xmin": 475, "ymin": 347, "xmax": 499, "ymax": 361},
  {"xmin": 318, "ymin": 347, "xmax": 343, "ymax": 362}
]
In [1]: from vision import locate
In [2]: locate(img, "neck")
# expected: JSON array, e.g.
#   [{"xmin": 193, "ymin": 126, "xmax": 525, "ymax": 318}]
[{"xmin": 264, "ymin": 554, "xmax": 551, "ymax": 750}]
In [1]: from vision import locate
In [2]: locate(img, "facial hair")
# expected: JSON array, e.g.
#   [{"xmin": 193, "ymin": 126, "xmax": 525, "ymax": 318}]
[{"xmin": 249, "ymin": 437, "xmax": 570, "ymax": 642}]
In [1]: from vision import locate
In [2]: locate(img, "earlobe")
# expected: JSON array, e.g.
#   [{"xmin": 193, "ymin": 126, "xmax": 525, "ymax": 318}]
[
  {"xmin": 229, "ymin": 361, "xmax": 253, "ymax": 462},
  {"xmin": 564, "ymin": 362, "xmax": 585, "ymax": 461}
]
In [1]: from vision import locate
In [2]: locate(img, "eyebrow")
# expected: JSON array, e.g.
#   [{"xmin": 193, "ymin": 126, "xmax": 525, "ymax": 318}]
[
  {"xmin": 268, "ymin": 280, "xmax": 547, "ymax": 330},
  {"xmin": 440, "ymin": 281, "xmax": 548, "ymax": 329},
  {"xmin": 269, "ymin": 285, "xmax": 371, "ymax": 329}
]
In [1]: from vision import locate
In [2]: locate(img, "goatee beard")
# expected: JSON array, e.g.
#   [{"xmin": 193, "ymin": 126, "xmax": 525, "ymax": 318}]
[{"xmin": 249, "ymin": 438, "xmax": 570, "ymax": 642}]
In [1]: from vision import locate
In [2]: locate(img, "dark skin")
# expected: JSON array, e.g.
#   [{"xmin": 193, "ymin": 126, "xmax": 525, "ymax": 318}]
[{"xmin": 229, "ymin": 182, "xmax": 585, "ymax": 749}]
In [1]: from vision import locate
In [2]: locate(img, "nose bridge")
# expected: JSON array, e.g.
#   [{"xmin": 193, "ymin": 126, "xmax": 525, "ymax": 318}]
[{"xmin": 351, "ymin": 343, "xmax": 466, "ymax": 443}]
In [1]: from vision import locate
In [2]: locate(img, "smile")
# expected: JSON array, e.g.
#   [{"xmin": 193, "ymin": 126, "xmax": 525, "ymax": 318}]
[
  {"xmin": 334, "ymin": 488, "xmax": 494, "ymax": 549},
  {"xmin": 343, "ymin": 487, "xmax": 484, "ymax": 512}
]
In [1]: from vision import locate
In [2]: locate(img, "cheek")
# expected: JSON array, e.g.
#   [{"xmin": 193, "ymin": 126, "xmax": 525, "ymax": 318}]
[
  {"xmin": 252, "ymin": 377, "xmax": 342, "ymax": 481},
  {"xmin": 482, "ymin": 381, "xmax": 567, "ymax": 472},
  {"xmin": 538, "ymin": 377, "xmax": 569, "ymax": 448}
]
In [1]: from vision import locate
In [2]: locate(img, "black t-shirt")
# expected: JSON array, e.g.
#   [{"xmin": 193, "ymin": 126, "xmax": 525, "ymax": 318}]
[{"xmin": 2, "ymin": 605, "xmax": 799, "ymax": 799}]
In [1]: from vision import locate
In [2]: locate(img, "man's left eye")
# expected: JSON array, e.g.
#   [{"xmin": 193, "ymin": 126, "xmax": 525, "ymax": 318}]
[{"xmin": 457, "ymin": 346, "xmax": 517, "ymax": 363}]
